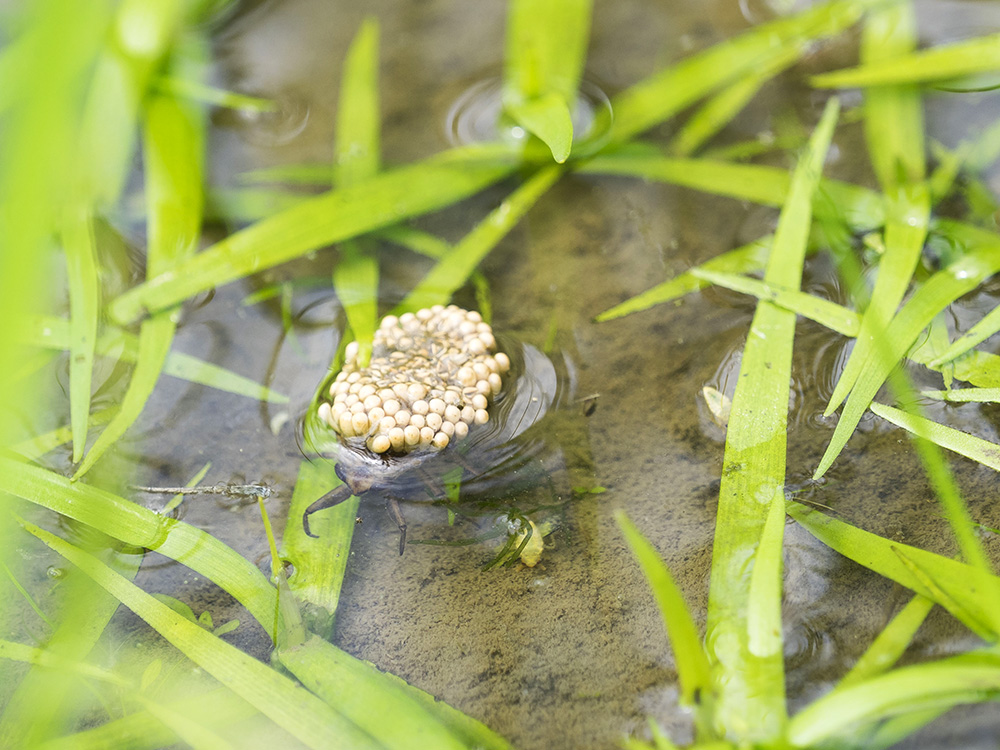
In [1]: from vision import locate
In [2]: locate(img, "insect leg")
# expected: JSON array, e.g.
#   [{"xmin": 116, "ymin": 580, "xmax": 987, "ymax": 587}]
[
  {"xmin": 302, "ymin": 483, "xmax": 353, "ymax": 538},
  {"xmin": 386, "ymin": 497, "xmax": 407, "ymax": 556}
]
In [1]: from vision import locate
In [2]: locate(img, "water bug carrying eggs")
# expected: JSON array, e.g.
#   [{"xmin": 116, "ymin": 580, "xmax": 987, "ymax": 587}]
[{"xmin": 304, "ymin": 304, "xmax": 559, "ymax": 555}]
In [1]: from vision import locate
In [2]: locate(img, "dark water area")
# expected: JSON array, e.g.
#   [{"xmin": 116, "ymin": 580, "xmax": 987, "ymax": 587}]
[{"xmin": 24, "ymin": 1, "xmax": 1000, "ymax": 748}]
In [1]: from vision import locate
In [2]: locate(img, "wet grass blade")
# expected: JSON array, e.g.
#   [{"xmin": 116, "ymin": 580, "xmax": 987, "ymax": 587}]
[
  {"xmin": 595, "ymin": 237, "xmax": 772, "ymax": 321},
  {"xmin": 283, "ymin": 461, "xmax": 359, "ymax": 638},
  {"xmin": 579, "ymin": 153, "xmax": 885, "ymax": 232},
  {"xmin": 63, "ymin": 209, "xmax": 100, "ymax": 464},
  {"xmin": 19, "ymin": 520, "xmax": 380, "ymax": 750},
  {"xmin": 838, "ymin": 593, "xmax": 934, "ymax": 687},
  {"xmin": 503, "ymin": 0, "xmax": 592, "ymax": 161},
  {"xmin": 870, "ymin": 402, "xmax": 1000, "ymax": 472},
  {"xmin": 0, "ymin": 456, "xmax": 281, "ymax": 636},
  {"xmin": 787, "ymin": 502, "xmax": 1000, "ymax": 639},
  {"xmin": 824, "ymin": 4, "xmax": 928, "ymax": 415},
  {"xmin": 747, "ymin": 493, "xmax": 786, "ymax": 662},
  {"xmin": 606, "ymin": 0, "xmax": 884, "ymax": 144},
  {"xmin": 706, "ymin": 97, "xmax": 840, "ymax": 740},
  {"xmin": 690, "ymin": 268, "xmax": 861, "ymax": 336},
  {"xmin": 75, "ymin": 87, "xmax": 205, "ymax": 479},
  {"xmin": 814, "ymin": 237, "xmax": 1000, "ymax": 479},
  {"xmin": 615, "ymin": 512, "xmax": 712, "ymax": 731},
  {"xmin": 108, "ymin": 145, "xmax": 518, "ymax": 325},
  {"xmin": 788, "ymin": 648, "xmax": 1000, "ymax": 747},
  {"xmin": 154, "ymin": 76, "xmax": 276, "ymax": 113},
  {"xmin": 928, "ymin": 304, "xmax": 1000, "ymax": 367},
  {"xmin": 813, "ymin": 31, "xmax": 1000, "ymax": 89},
  {"xmin": 277, "ymin": 635, "xmax": 505, "ymax": 750},
  {"xmin": 398, "ymin": 164, "xmax": 563, "ymax": 313}
]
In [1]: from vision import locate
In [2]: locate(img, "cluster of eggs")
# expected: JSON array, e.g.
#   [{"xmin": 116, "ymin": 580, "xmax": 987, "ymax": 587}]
[{"xmin": 317, "ymin": 305, "xmax": 510, "ymax": 455}]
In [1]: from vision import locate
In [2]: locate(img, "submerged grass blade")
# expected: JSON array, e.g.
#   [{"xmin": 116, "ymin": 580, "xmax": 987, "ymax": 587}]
[
  {"xmin": 595, "ymin": 237, "xmax": 772, "ymax": 321},
  {"xmin": 870, "ymin": 402, "xmax": 1000, "ymax": 472},
  {"xmin": 27, "ymin": 316, "xmax": 289, "ymax": 404},
  {"xmin": 283, "ymin": 461, "xmax": 359, "ymax": 638},
  {"xmin": 813, "ymin": 31, "xmax": 1000, "ymax": 89},
  {"xmin": 108, "ymin": 146, "xmax": 518, "ymax": 325},
  {"xmin": 19, "ymin": 520, "xmax": 379, "ymax": 750},
  {"xmin": 398, "ymin": 164, "xmax": 562, "ymax": 313},
  {"xmin": 606, "ymin": 0, "xmax": 883, "ymax": 144},
  {"xmin": 787, "ymin": 502, "xmax": 1000, "ymax": 639},
  {"xmin": 690, "ymin": 268, "xmax": 860, "ymax": 337},
  {"xmin": 706, "ymin": 97, "xmax": 841, "ymax": 740},
  {"xmin": 668, "ymin": 46, "xmax": 799, "ymax": 157},
  {"xmin": 814, "ymin": 237, "xmax": 1000, "ymax": 479},
  {"xmin": 615, "ymin": 512, "xmax": 712, "ymax": 728},
  {"xmin": 75, "ymin": 88, "xmax": 205, "ymax": 479},
  {"xmin": 838, "ymin": 593, "xmax": 935, "ymax": 687},
  {"xmin": 63, "ymin": 209, "xmax": 100, "ymax": 464},
  {"xmin": 788, "ymin": 648, "xmax": 1000, "ymax": 747}
]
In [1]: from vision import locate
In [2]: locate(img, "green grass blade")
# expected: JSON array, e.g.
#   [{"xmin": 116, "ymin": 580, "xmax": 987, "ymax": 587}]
[
  {"xmin": 706, "ymin": 97, "xmax": 840, "ymax": 741},
  {"xmin": 813, "ymin": 31, "xmax": 1000, "ymax": 89},
  {"xmin": 108, "ymin": 146, "xmax": 517, "ymax": 325},
  {"xmin": 0, "ymin": 546, "xmax": 141, "ymax": 747},
  {"xmin": 824, "ymin": 4, "xmax": 928, "ymax": 415},
  {"xmin": 75, "ymin": 89, "xmax": 205, "ymax": 479},
  {"xmin": 595, "ymin": 237, "xmax": 772, "ymax": 321},
  {"xmin": 335, "ymin": 18, "xmax": 380, "ymax": 185},
  {"xmin": 277, "ymin": 635, "xmax": 483, "ymax": 750},
  {"xmin": 0, "ymin": 456, "xmax": 281, "ymax": 636},
  {"xmin": 63, "ymin": 209, "xmax": 100, "ymax": 464},
  {"xmin": 823, "ymin": 182, "xmax": 930, "ymax": 414},
  {"xmin": 921, "ymin": 387, "xmax": 1000, "ymax": 403},
  {"xmin": 283, "ymin": 461, "xmax": 359, "ymax": 638},
  {"xmin": 668, "ymin": 46, "xmax": 799, "ymax": 157},
  {"xmin": 787, "ymin": 502, "xmax": 1000, "ymax": 639},
  {"xmin": 814, "ymin": 237, "xmax": 1000, "ymax": 479},
  {"xmin": 505, "ymin": 94, "xmax": 574, "ymax": 163},
  {"xmin": 606, "ymin": 0, "xmax": 886, "ymax": 144},
  {"xmin": 36, "ymin": 688, "xmax": 260, "ymax": 750},
  {"xmin": 747, "ymin": 492, "xmax": 786, "ymax": 661},
  {"xmin": 0, "ymin": 640, "xmax": 126, "ymax": 685},
  {"xmin": 690, "ymin": 268, "xmax": 861, "ymax": 337},
  {"xmin": 26, "ymin": 316, "xmax": 289, "ymax": 404},
  {"xmin": 504, "ymin": 0, "xmax": 591, "ymax": 105},
  {"xmin": 615, "ymin": 512, "xmax": 712, "ymax": 726},
  {"xmin": 333, "ymin": 241, "xmax": 379, "ymax": 364},
  {"xmin": 860, "ymin": 3, "xmax": 924, "ymax": 188},
  {"xmin": 19, "ymin": 520, "xmax": 380, "ymax": 750},
  {"xmin": 13, "ymin": 408, "xmax": 116, "ymax": 461},
  {"xmin": 870, "ymin": 402, "xmax": 1000, "ymax": 472},
  {"xmin": 928, "ymin": 303, "xmax": 1000, "ymax": 367},
  {"xmin": 579, "ymin": 153, "xmax": 885, "ymax": 232},
  {"xmin": 838, "ymin": 593, "xmax": 935, "ymax": 687},
  {"xmin": 503, "ymin": 0, "xmax": 591, "ymax": 160},
  {"xmin": 154, "ymin": 75, "xmax": 275, "ymax": 113},
  {"xmin": 788, "ymin": 648, "xmax": 1000, "ymax": 747},
  {"xmin": 398, "ymin": 164, "xmax": 562, "ymax": 313}
]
